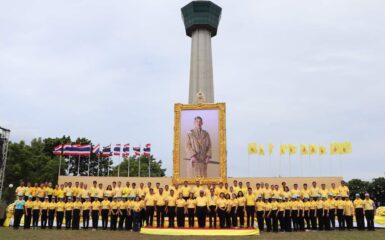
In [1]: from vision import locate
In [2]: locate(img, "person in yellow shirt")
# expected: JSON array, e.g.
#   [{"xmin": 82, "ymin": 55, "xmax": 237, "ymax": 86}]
[
  {"xmin": 363, "ymin": 193, "xmax": 375, "ymax": 231},
  {"xmin": 57, "ymin": 185, "xmax": 65, "ymax": 200},
  {"xmin": 309, "ymin": 196, "xmax": 317, "ymax": 230},
  {"xmin": 344, "ymin": 196, "xmax": 354, "ymax": 230},
  {"xmin": 24, "ymin": 195, "xmax": 33, "ymax": 229},
  {"xmin": 233, "ymin": 180, "xmax": 240, "ymax": 194},
  {"xmin": 253, "ymin": 183, "xmax": 263, "ymax": 199},
  {"xmin": 338, "ymin": 181, "xmax": 350, "ymax": 196},
  {"xmin": 110, "ymin": 196, "xmax": 119, "ymax": 230},
  {"xmin": 327, "ymin": 194, "xmax": 336, "ymax": 230},
  {"xmin": 56, "ymin": 197, "xmax": 65, "ymax": 229},
  {"xmin": 297, "ymin": 197, "xmax": 305, "ymax": 231},
  {"xmin": 215, "ymin": 182, "xmax": 227, "ymax": 197},
  {"xmin": 180, "ymin": 181, "xmax": 191, "ymax": 200},
  {"xmin": 48, "ymin": 197, "xmax": 56, "ymax": 229},
  {"xmin": 155, "ymin": 188, "xmax": 166, "ymax": 227},
  {"xmin": 72, "ymin": 196, "xmax": 82, "ymax": 230},
  {"xmin": 90, "ymin": 181, "xmax": 98, "ymax": 201},
  {"xmin": 353, "ymin": 193, "xmax": 365, "ymax": 230},
  {"xmin": 144, "ymin": 188, "xmax": 156, "ymax": 226},
  {"xmin": 166, "ymin": 189, "xmax": 177, "ymax": 227},
  {"xmin": 216, "ymin": 192, "xmax": 227, "ymax": 229},
  {"xmin": 283, "ymin": 196, "xmax": 292, "ymax": 232},
  {"xmin": 245, "ymin": 188, "xmax": 255, "ymax": 228},
  {"xmin": 290, "ymin": 196, "xmax": 300, "ymax": 231},
  {"xmin": 132, "ymin": 196, "xmax": 143, "ymax": 232},
  {"xmin": 176, "ymin": 193, "xmax": 187, "ymax": 227},
  {"xmin": 277, "ymin": 197, "xmax": 285, "ymax": 232},
  {"xmin": 192, "ymin": 181, "xmax": 203, "ymax": 198},
  {"xmin": 322, "ymin": 196, "xmax": 331, "ymax": 230},
  {"xmin": 186, "ymin": 192, "xmax": 196, "ymax": 227},
  {"xmin": 32, "ymin": 197, "xmax": 41, "ymax": 228},
  {"xmin": 264, "ymin": 197, "xmax": 272, "ymax": 232},
  {"xmin": 82, "ymin": 196, "xmax": 91, "ymax": 229},
  {"xmin": 230, "ymin": 193, "xmax": 238, "ymax": 228},
  {"xmin": 310, "ymin": 181, "xmax": 319, "ymax": 196},
  {"xmin": 196, "ymin": 190, "xmax": 208, "ymax": 228},
  {"xmin": 40, "ymin": 196, "xmax": 49, "ymax": 229},
  {"xmin": 319, "ymin": 184, "xmax": 329, "ymax": 198},
  {"xmin": 303, "ymin": 197, "xmax": 311, "ymax": 230},
  {"xmin": 255, "ymin": 195, "xmax": 265, "ymax": 231},
  {"xmin": 101, "ymin": 195, "xmax": 110, "ymax": 229},
  {"xmin": 224, "ymin": 194, "xmax": 232, "ymax": 228},
  {"xmin": 335, "ymin": 195, "xmax": 345, "ymax": 230},
  {"xmin": 64, "ymin": 197, "xmax": 74, "ymax": 229},
  {"xmin": 15, "ymin": 182, "xmax": 26, "ymax": 199},
  {"xmin": 117, "ymin": 197, "xmax": 126, "ymax": 230},
  {"xmin": 237, "ymin": 191, "xmax": 246, "ymax": 228},
  {"xmin": 301, "ymin": 184, "xmax": 311, "ymax": 199},
  {"xmin": 329, "ymin": 183, "xmax": 339, "ymax": 197},
  {"xmin": 137, "ymin": 183, "xmax": 146, "ymax": 198},
  {"xmin": 91, "ymin": 196, "xmax": 101, "ymax": 229},
  {"xmin": 290, "ymin": 184, "xmax": 301, "ymax": 197},
  {"xmin": 238, "ymin": 182, "xmax": 247, "ymax": 196},
  {"xmin": 270, "ymin": 197, "xmax": 279, "ymax": 232},
  {"xmin": 122, "ymin": 182, "xmax": 131, "ymax": 198},
  {"xmin": 207, "ymin": 188, "xmax": 217, "ymax": 228}
]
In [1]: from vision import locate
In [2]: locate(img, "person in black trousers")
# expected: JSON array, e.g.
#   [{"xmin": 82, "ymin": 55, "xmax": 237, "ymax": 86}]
[
  {"xmin": 91, "ymin": 197, "xmax": 101, "ymax": 230},
  {"xmin": 328, "ymin": 195, "xmax": 336, "ymax": 230},
  {"xmin": 256, "ymin": 196, "xmax": 265, "ymax": 232},
  {"xmin": 245, "ymin": 188, "xmax": 255, "ymax": 228},
  {"xmin": 13, "ymin": 195, "xmax": 25, "ymax": 229},
  {"xmin": 224, "ymin": 194, "xmax": 231, "ymax": 228},
  {"xmin": 48, "ymin": 197, "xmax": 56, "ymax": 229},
  {"xmin": 126, "ymin": 197, "xmax": 133, "ymax": 231},
  {"xmin": 336, "ymin": 195, "xmax": 345, "ymax": 230},
  {"xmin": 354, "ymin": 194, "xmax": 365, "ymax": 231},
  {"xmin": 284, "ymin": 197, "xmax": 292, "ymax": 232},
  {"xmin": 187, "ymin": 193, "xmax": 196, "ymax": 227},
  {"xmin": 32, "ymin": 198, "xmax": 41, "ymax": 228},
  {"xmin": 101, "ymin": 196, "xmax": 110, "ymax": 230},
  {"xmin": 364, "ymin": 193, "xmax": 375, "ymax": 231},
  {"xmin": 237, "ymin": 192, "xmax": 246, "ymax": 228},
  {"xmin": 24, "ymin": 196, "xmax": 33, "ymax": 229},
  {"xmin": 316, "ymin": 196, "xmax": 324, "ymax": 230},
  {"xmin": 303, "ymin": 197, "xmax": 310, "ymax": 230},
  {"xmin": 271, "ymin": 197, "xmax": 279, "ymax": 233},
  {"xmin": 56, "ymin": 197, "xmax": 65, "ymax": 229},
  {"xmin": 72, "ymin": 197, "xmax": 81, "ymax": 230},
  {"xmin": 309, "ymin": 196, "xmax": 317, "ymax": 230},
  {"xmin": 64, "ymin": 197, "xmax": 73, "ymax": 230},
  {"xmin": 155, "ymin": 189, "xmax": 166, "ymax": 228},
  {"xmin": 230, "ymin": 193, "xmax": 238, "ymax": 228},
  {"xmin": 176, "ymin": 193, "xmax": 186, "ymax": 228},
  {"xmin": 264, "ymin": 198, "xmax": 272, "ymax": 232},
  {"xmin": 110, "ymin": 197, "xmax": 119, "ymax": 230},
  {"xmin": 277, "ymin": 197, "xmax": 285, "ymax": 232},
  {"xmin": 40, "ymin": 196, "xmax": 49, "ymax": 229},
  {"xmin": 82, "ymin": 197, "xmax": 91, "ymax": 230},
  {"xmin": 207, "ymin": 190, "xmax": 217, "ymax": 228},
  {"xmin": 217, "ymin": 193, "xmax": 227, "ymax": 229},
  {"xmin": 119, "ymin": 198, "xmax": 127, "ymax": 230}
]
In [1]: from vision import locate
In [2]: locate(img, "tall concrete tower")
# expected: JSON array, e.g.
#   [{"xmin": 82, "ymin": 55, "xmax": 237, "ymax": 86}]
[{"xmin": 181, "ymin": 1, "xmax": 222, "ymax": 104}]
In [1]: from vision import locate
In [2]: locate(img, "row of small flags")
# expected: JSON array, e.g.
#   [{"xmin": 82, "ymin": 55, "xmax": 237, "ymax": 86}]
[
  {"xmin": 248, "ymin": 142, "xmax": 352, "ymax": 156},
  {"xmin": 53, "ymin": 143, "xmax": 151, "ymax": 157}
]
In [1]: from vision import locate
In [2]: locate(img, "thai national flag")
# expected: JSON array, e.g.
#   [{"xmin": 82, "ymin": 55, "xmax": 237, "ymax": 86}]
[
  {"xmin": 122, "ymin": 144, "xmax": 130, "ymax": 157},
  {"xmin": 63, "ymin": 144, "xmax": 74, "ymax": 156},
  {"xmin": 133, "ymin": 146, "xmax": 141, "ymax": 156},
  {"xmin": 53, "ymin": 144, "xmax": 63, "ymax": 155},
  {"xmin": 76, "ymin": 144, "xmax": 92, "ymax": 156},
  {"xmin": 92, "ymin": 144, "xmax": 101, "ymax": 156},
  {"xmin": 113, "ymin": 144, "xmax": 121, "ymax": 156},
  {"xmin": 143, "ymin": 143, "xmax": 151, "ymax": 156},
  {"xmin": 102, "ymin": 145, "xmax": 112, "ymax": 157}
]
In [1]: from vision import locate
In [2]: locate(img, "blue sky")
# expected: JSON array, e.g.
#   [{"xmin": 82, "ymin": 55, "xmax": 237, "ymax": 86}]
[{"xmin": 1, "ymin": 0, "xmax": 384, "ymax": 180}]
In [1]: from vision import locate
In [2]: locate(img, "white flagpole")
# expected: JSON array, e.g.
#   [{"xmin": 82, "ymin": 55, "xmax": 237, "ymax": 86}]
[
  {"xmin": 97, "ymin": 155, "xmax": 100, "ymax": 176},
  {"xmin": 77, "ymin": 155, "xmax": 80, "ymax": 176},
  {"xmin": 107, "ymin": 156, "xmax": 110, "ymax": 176},
  {"xmin": 128, "ymin": 155, "xmax": 130, "ymax": 177},
  {"xmin": 68, "ymin": 156, "xmax": 71, "ymax": 175},
  {"xmin": 247, "ymin": 154, "xmax": 250, "ymax": 177},
  {"xmin": 58, "ymin": 154, "xmax": 62, "ymax": 178},
  {"xmin": 288, "ymin": 154, "xmax": 291, "ymax": 177},
  {"xmin": 279, "ymin": 154, "xmax": 281, "ymax": 177},
  {"xmin": 148, "ymin": 155, "xmax": 151, "ymax": 177},
  {"xmin": 87, "ymin": 145, "xmax": 91, "ymax": 176},
  {"xmin": 118, "ymin": 153, "xmax": 121, "ymax": 177},
  {"xmin": 138, "ymin": 145, "xmax": 141, "ymax": 177}
]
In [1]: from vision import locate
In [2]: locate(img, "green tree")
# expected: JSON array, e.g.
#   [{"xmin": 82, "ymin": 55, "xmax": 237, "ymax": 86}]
[
  {"xmin": 112, "ymin": 155, "xmax": 166, "ymax": 177},
  {"xmin": 367, "ymin": 177, "xmax": 385, "ymax": 205},
  {"xmin": 347, "ymin": 178, "xmax": 370, "ymax": 197}
]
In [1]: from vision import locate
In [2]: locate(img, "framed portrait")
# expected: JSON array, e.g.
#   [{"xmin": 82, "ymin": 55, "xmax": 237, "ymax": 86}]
[{"xmin": 172, "ymin": 103, "xmax": 227, "ymax": 184}]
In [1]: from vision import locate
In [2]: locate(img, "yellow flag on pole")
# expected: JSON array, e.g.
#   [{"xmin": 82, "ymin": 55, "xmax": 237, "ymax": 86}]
[
  {"xmin": 309, "ymin": 144, "xmax": 317, "ymax": 155},
  {"xmin": 341, "ymin": 142, "xmax": 352, "ymax": 154},
  {"xmin": 280, "ymin": 144, "xmax": 287, "ymax": 155},
  {"xmin": 259, "ymin": 144, "xmax": 265, "ymax": 156},
  {"xmin": 268, "ymin": 144, "xmax": 274, "ymax": 155},
  {"xmin": 345, "ymin": 142, "xmax": 352, "ymax": 153},
  {"xmin": 318, "ymin": 145, "xmax": 327, "ymax": 155},
  {"xmin": 300, "ymin": 144, "xmax": 308, "ymax": 155},
  {"xmin": 248, "ymin": 143, "xmax": 258, "ymax": 155},
  {"xmin": 330, "ymin": 142, "xmax": 341, "ymax": 155},
  {"xmin": 289, "ymin": 144, "xmax": 297, "ymax": 155}
]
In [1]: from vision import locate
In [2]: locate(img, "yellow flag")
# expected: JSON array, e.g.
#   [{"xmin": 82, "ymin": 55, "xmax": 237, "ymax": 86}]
[
  {"xmin": 341, "ymin": 142, "xmax": 352, "ymax": 154},
  {"xmin": 330, "ymin": 142, "xmax": 341, "ymax": 155},
  {"xmin": 318, "ymin": 145, "xmax": 327, "ymax": 156},
  {"xmin": 259, "ymin": 144, "xmax": 265, "ymax": 156},
  {"xmin": 309, "ymin": 144, "xmax": 317, "ymax": 155},
  {"xmin": 280, "ymin": 144, "xmax": 287, "ymax": 155},
  {"xmin": 300, "ymin": 144, "xmax": 308, "ymax": 155},
  {"xmin": 289, "ymin": 144, "xmax": 297, "ymax": 155},
  {"xmin": 248, "ymin": 143, "xmax": 258, "ymax": 155},
  {"xmin": 345, "ymin": 142, "xmax": 352, "ymax": 153},
  {"xmin": 268, "ymin": 144, "xmax": 274, "ymax": 155}
]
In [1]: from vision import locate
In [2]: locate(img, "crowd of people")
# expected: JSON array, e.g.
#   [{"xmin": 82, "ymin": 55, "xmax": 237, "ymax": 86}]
[{"xmin": 11, "ymin": 179, "xmax": 377, "ymax": 233}]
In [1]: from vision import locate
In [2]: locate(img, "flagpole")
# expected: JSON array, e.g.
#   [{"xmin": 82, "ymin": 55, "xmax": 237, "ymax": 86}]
[
  {"xmin": 247, "ymin": 154, "xmax": 250, "ymax": 177},
  {"xmin": 77, "ymin": 155, "xmax": 80, "ymax": 176},
  {"xmin": 128, "ymin": 156, "xmax": 130, "ymax": 177},
  {"xmin": 68, "ymin": 156, "xmax": 71, "ymax": 175},
  {"xmin": 279, "ymin": 154, "xmax": 281, "ymax": 177},
  {"xmin": 138, "ymin": 145, "xmax": 141, "ymax": 177},
  {"xmin": 58, "ymin": 154, "xmax": 62, "ymax": 178},
  {"xmin": 118, "ymin": 154, "xmax": 121, "ymax": 177},
  {"xmin": 107, "ymin": 156, "xmax": 110, "ymax": 176},
  {"xmin": 148, "ymin": 155, "xmax": 151, "ymax": 177},
  {"xmin": 97, "ymin": 155, "xmax": 100, "ymax": 176},
  {"xmin": 87, "ymin": 145, "xmax": 91, "ymax": 176},
  {"xmin": 288, "ymin": 154, "xmax": 291, "ymax": 177}
]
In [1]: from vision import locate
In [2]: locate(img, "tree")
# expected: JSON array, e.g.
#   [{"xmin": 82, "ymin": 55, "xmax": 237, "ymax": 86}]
[
  {"xmin": 367, "ymin": 177, "xmax": 385, "ymax": 205},
  {"xmin": 112, "ymin": 155, "xmax": 166, "ymax": 177},
  {"xmin": 347, "ymin": 179, "xmax": 370, "ymax": 197}
]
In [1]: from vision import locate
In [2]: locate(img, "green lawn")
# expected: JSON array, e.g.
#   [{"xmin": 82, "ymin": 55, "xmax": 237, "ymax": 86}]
[{"xmin": 0, "ymin": 228, "xmax": 384, "ymax": 240}]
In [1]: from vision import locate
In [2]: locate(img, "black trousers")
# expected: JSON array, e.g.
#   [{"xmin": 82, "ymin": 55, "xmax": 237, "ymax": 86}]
[
  {"xmin": 196, "ymin": 206, "xmax": 206, "ymax": 228},
  {"xmin": 225, "ymin": 209, "xmax": 231, "ymax": 228},
  {"xmin": 298, "ymin": 210, "xmax": 305, "ymax": 231},
  {"xmin": 345, "ymin": 215, "xmax": 353, "ymax": 230},
  {"xmin": 278, "ymin": 211, "xmax": 284, "ymax": 231},
  {"xmin": 13, "ymin": 209, "xmax": 23, "ymax": 229},
  {"xmin": 246, "ymin": 206, "xmax": 255, "ymax": 228},
  {"xmin": 133, "ymin": 211, "xmax": 141, "ymax": 232},
  {"xmin": 146, "ymin": 206, "xmax": 155, "ymax": 226},
  {"xmin": 32, "ymin": 209, "xmax": 40, "ymax": 227},
  {"xmin": 119, "ymin": 209, "xmax": 127, "ymax": 230},
  {"xmin": 337, "ymin": 209, "xmax": 345, "ymax": 229},
  {"xmin": 355, "ymin": 208, "xmax": 365, "ymax": 230},
  {"xmin": 329, "ymin": 209, "xmax": 336, "ymax": 229},
  {"xmin": 231, "ymin": 207, "xmax": 237, "ymax": 227},
  {"xmin": 188, "ymin": 208, "xmax": 195, "ymax": 227},
  {"xmin": 176, "ymin": 207, "xmax": 185, "ymax": 227},
  {"xmin": 265, "ymin": 214, "xmax": 271, "ymax": 232},
  {"xmin": 91, "ymin": 210, "xmax": 99, "ymax": 229},
  {"xmin": 156, "ymin": 206, "xmax": 165, "ymax": 227},
  {"xmin": 110, "ymin": 211, "xmax": 118, "ymax": 230},
  {"xmin": 72, "ymin": 209, "xmax": 80, "ymax": 229},
  {"xmin": 323, "ymin": 210, "xmax": 330, "ymax": 230},
  {"xmin": 48, "ymin": 209, "xmax": 55, "ymax": 229},
  {"xmin": 317, "ymin": 209, "xmax": 324, "ymax": 230},
  {"xmin": 41, "ymin": 210, "xmax": 48, "ymax": 228},
  {"xmin": 365, "ymin": 210, "xmax": 375, "ymax": 230},
  {"xmin": 125, "ymin": 210, "xmax": 133, "ymax": 230},
  {"xmin": 141, "ymin": 209, "xmax": 146, "ymax": 227},
  {"xmin": 168, "ymin": 206, "xmax": 176, "ymax": 227},
  {"xmin": 218, "ymin": 208, "xmax": 226, "ymax": 228},
  {"xmin": 310, "ymin": 209, "xmax": 317, "ymax": 230},
  {"xmin": 304, "ymin": 210, "xmax": 310, "ymax": 229},
  {"xmin": 291, "ymin": 210, "xmax": 298, "ymax": 231},
  {"xmin": 208, "ymin": 205, "xmax": 217, "ymax": 228},
  {"xmin": 271, "ymin": 210, "xmax": 278, "ymax": 232},
  {"xmin": 83, "ymin": 210, "xmax": 90, "ymax": 229},
  {"xmin": 56, "ymin": 211, "xmax": 64, "ymax": 229},
  {"xmin": 256, "ymin": 211, "xmax": 264, "ymax": 231},
  {"xmin": 65, "ymin": 211, "xmax": 72, "ymax": 229},
  {"xmin": 284, "ymin": 210, "xmax": 291, "ymax": 232},
  {"xmin": 101, "ymin": 209, "xmax": 109, "ymax": 229},
  {"xmin": 237, "ymin": 206, "xmax": 245, "ymax": 227}
]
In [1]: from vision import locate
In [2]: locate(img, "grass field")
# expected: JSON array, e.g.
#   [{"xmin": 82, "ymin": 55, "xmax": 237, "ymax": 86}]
[{"xmin": 0, "ymin": 228, "xmax": 384, "ymax": 240}]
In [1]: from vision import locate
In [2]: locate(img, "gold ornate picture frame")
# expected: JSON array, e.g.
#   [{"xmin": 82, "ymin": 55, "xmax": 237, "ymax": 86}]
[{"xmin": 172, "ymin": 103, "xmax": 227, "ymax": 184}]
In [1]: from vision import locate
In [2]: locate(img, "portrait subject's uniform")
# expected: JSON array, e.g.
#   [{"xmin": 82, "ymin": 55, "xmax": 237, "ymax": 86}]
[{"xmin": 185, "ymin": 128, "xmax": 212, "ymax": 177}]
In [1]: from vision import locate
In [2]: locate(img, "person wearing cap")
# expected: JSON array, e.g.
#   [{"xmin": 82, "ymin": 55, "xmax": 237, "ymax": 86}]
[
  {"xmin": 31, "ymin": 196, "xmax": 41, "ymax": 228},
  {"xmin": 363, "ymin": 193, "xmax": 375, "ymax": 231},
  {"xmin": 336, "ymin": 195, "xmax": 345, "ymax": 230},
  {"xmin": 91, "ymin": 196, "xmax": 101, "ymax": 229},
  {"xmin": 303, "ymin": 196, "xmax": 311, "ymax": 230},
  {"xmin": 344, "ymin": 195, "xmax": 354, "ymax": 230},
  {"xmin": 82, "ymin": 196, "xmax": 91, "ymax": 229},
  {"xmin": 290, "ymin": 195, "xmax": 299, "ymax": 231},
  {"xmin": 48, "ymin": 197, "xmax": 56, "ymax": 229},
  {"xmin": 24, "ymin": 195, "xmax": 33, "ymax": 229},
  {"xmin": 166, "ymin": 189, "xmax": 177, "ymax": 228},
  {"xmin": 144, "ymin": 188, "xmax": 156, "ymax": 226},
  {"xmin": 132, "ymin": 196, "xmax": 143, "ymax": 232},
  {"xmin": 195, "ymin": 190, "xmax": 208, "ymax": 228},
  {"xmin": 245, "ymin": 187, "xmax": 255, "ymax": 228},
  {"xmin": 297, "ymin": 196, "xmax": 305, "ymax": 231},
  {"xmin": 255, "ymin": 194, "xmax": 265, "ymax": 231},
  {"xmin": 72, "ymin": 196, "xmax": 82, "ymax": 229},
  {"xmin": 354, "ymin": 193, "xmax": 365, "ymax": 230},
  {"xmin": 110, "ymin": 196, "xmax": 119, "ymax": 230},
  {"xmin": 13, "ymin": 194, "xmax": 25, "ymax": 229},
  {"xmin": 40, "ymin": 196, "xmax": 49, "ymax": 229},
  {"xmin": 207, "ymin": 188, "xmax": 217, "ymax": 228},
  {"xmin": 264, "ymin": 197, "xmax": 272, "ymax": 232},
  {"xmin": 309, "ymin": 196, "xmax": 317, "ymax": 230},
  {"xmin": 101, "ymin": 195, "xmax": 110, "ymax": 229},
  {"xmin": 118, "ymin": 196, "xmax": 127, "ymax": 230},
  {"xmin": 155, "ymin": 188, "xmax": 166, "ymax": 227},
  {"xmin": 270, "ymin": 196, "xmax": 279, "ymax": 232},
  {"xmin": 316, "ymin": 195, "xmax": 324, "ymax": 230},
  {"xmin": 56, "ymin": 197, "xmax": 65, "ymax": 229},
  {"xmin": 237, "ymin": 191, "xmax": 246, "ymax": 228},
  {"xmin": 64, "ymin": 197, "xmax": 74, "ymax": 229},
  {"xmin": 126, "ymin": 195, "xmax": 135, "ymax": 230},
  {"xmin": 284, "ymin": 196, "xmax": 292, "ymax": 232},
  {"xmin": 322, "ymin": 195, "xmax": 331, "ymax": 231},
  {"xmin": 328, "ymin": 194, "xmax": 336, "ymax": 230}
]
